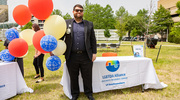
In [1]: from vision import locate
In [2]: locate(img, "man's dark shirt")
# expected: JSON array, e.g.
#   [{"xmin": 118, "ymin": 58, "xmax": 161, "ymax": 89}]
[{"xmin": 71, "ymin": 20, "xmax": 85, "ymax": 52}]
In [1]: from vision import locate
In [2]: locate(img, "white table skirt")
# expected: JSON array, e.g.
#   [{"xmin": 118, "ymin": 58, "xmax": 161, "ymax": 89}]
[
  {"xmin": 0, "ymin": 62, "xmax": 33, "ymax": 100},
  {"xmin": 60, "ymin": 56, "xmax": 167, "ymax": 99}
]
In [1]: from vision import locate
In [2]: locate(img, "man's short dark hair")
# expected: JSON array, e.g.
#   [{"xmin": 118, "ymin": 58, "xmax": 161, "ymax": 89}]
[{"xmin": 73, "ymin": 4, "xmax": 83, "ymax": 11}]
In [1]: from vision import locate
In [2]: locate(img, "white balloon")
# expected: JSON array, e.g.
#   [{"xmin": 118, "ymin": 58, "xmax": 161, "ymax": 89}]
[{"xmin": 52, "ymin": 40, "xmax": 66, "ymax": 56}]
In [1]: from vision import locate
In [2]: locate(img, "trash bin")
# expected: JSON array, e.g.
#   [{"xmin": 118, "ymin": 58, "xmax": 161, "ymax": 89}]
[{"xmin": 147, "ymin": 38, "xmax": 158, "ymax": 48}]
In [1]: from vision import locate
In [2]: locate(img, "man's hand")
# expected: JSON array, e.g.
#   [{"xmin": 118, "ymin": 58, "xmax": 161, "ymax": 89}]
[{"xmin": 92, "ymin": 54, "xmax": 96, "ymax": 62}]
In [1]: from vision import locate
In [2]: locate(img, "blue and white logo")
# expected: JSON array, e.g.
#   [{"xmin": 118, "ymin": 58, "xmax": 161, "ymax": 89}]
[{"xmin": 106, "ymin": 60, "xmax": 120, "ymax": 72}]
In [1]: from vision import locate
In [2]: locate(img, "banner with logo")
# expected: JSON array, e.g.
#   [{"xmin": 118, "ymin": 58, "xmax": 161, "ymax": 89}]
[{"xmin": 92, "ymin": 59, "xmax": 128, "ymax": 92}]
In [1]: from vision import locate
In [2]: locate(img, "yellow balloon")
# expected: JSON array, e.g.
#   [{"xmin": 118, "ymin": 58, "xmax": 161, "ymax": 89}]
[
  {"xmin": 43, "ymin": 15, "xmax": 67, "ymax": 39},
  {"xmin": 52, "ymin": 40, "xmax": 66, "ymax": 56},
  {"xmin": 19, "ymin": 29, "xmax": 35, "ymax": 46}
]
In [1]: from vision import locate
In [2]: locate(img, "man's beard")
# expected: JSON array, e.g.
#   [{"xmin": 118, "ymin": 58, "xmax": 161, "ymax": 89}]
[{"xmin": 74, "ymin": 14, "xmax": 83, "ymax": 20}]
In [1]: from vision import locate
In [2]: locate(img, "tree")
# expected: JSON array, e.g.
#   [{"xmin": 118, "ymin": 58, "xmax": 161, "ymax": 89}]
[
  {"xmin": 63, "ymin": 13, "xmax": 72, "ymax": 20},
  {"xmin": 84, "ymin": 3, "xmax": 104, "ymax": 29},
  {"xmin": 169, "ymin": 23, "xmax": 180, "ymax": 44},
  {"xmin": 83, "ymin": 1, "xmax": 115, "ymax": 29},
  {"xmin": 104, "ymin": 28, "xmax": 111, "ymax": 40},
  {"xmin": 151, "ymin": 5, "xmax": 173, "ymax": 40},
  {"xmin": 124, "ymin": 14, "xmax": 135, "ymax": 37},
  {"xmin": 168, "ymin": 1, "xmax": 180, "ymax": 44},
  {"xmin": 21, "ymin": 22, "xmax": 33, "ymax": 31},
  {"xmin": 51, "ymin": 9, "xmax": 62, "ymax": 16},
  {"xmin": 115, "ymin": 6, "xmax": 128, "ymax": 40},
  {"xmin": 102, "ymin": 5, "xmax": 116, "ymax": 29},
  {"xmin": 132, "ymin": 9, "xmax": 149, "ymax": 36},
  {"xmin": 176, "ymin": 1, "xmax": 180, "ymax": 15}
]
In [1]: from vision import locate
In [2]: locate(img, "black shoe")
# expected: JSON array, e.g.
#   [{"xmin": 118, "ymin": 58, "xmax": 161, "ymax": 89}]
[
  {"xmin": 36, "ymin": 79, "xmax": 44, "ymax": 83},
  {"xmin": 87, "ymin": 95, "xmax": 95, "ymax": 100},
  {"xmin": 71, "ymin": 96, "xmax": 78, "ymax": 100},
  {"xmin": 34, "ymin": 75, "xmax": 40, "ymax": 79}
]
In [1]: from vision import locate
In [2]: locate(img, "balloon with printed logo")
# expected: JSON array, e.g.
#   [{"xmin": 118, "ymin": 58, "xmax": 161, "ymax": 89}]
[
  {"xmin": 40, "ymin": 35, "xmax": 57, "ymax": 52},
  {"xmin": 52, "ymin": 40, "xmax": 66, "ymax": 56},
  {"xmin": 46, "ymin": 56, "xmax": 61, "ymax": 71},
  {"xmin": 8, "ymin": 38, "xmax": 28, "ymax": 57},
  {"xmin": 32, "ymin": 30, "xmax": 49, "ymax": 53},
  {"xmin": 13, "ymin": 5, "xmax": 31, "ymax": 25},
  {"xmin": 28, "ymin": 0, "xmax": 53, "ymax": 20},
  {"xmin": 19, "ymin": 29, "xmax": 35, "ymax": 46},
  {"xmin": 43, "ymin": 15, "xmax": 66, "ymax": 39},
  {"xmin": 0, "ymin": 49, "xmax": 15, "ymax": 61},
  {"xmin": 5, "ymin": 28, "xmax": 19, "ymax": 41}
]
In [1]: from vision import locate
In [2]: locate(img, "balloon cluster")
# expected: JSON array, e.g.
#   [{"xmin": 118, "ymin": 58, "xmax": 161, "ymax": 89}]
[
  {"xmin": 9, "ymin": 0, "xmax": 67, "ymax": 71},
  {"xmin": 1, "ymin": 28, "xmax": 28, "ymax": 61}
]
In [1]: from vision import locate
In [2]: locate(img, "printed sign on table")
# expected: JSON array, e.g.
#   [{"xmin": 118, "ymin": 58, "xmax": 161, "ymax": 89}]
[{"xmin": 133, "ymin": 45, "xmax": 144, "ymax": 57}]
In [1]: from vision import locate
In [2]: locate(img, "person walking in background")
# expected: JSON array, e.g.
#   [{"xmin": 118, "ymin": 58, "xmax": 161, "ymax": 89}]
[
  {"xmin": 32, "ymin": 23, "xmax": 45, "ymax": 83},
  {"xmin": 62, "ymin": 4, "xmax": 97, "ymax": 100},
  {"xmin": 3, "ymin": 28, "xmax": 24, "ymax": 77}
]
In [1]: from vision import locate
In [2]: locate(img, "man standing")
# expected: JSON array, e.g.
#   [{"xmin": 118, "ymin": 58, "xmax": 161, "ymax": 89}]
[{"xmin": 63, "ymin": 4, "xmax": 97, "ymax": 100}]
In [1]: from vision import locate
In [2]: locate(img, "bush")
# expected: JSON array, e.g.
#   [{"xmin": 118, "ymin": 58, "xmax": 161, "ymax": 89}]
[
  {"xmin": 169, "ymin": 23, "xmax": 180, "ymax": 44},
  {"xmin": 104, "ymin": 28, "xmax": 111, "ymax": 38}
]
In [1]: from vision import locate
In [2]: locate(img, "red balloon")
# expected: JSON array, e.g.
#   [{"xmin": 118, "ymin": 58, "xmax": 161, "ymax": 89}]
[
  {"xmin": 13, "ymin": 5, "xmax": 31, "ymax": 25},
  {"xmin": 8, "ymin": 38, "xmax": 28, "ymax": 57},
  {"xmin": 28, "ymin": 0, "xmax": 53, "ymax": 20},
  {"xmin": 33, "ymin": 30, "xmax": 49, "ymax": 53}
]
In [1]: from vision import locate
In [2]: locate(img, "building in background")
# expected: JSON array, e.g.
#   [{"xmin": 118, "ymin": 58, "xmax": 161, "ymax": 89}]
[
  {"xmin": 31, "ymin": 16, "xmax": 45, "ymax": 29},
  {"xmin": 0, "ymin": 0, "xmax": 8, "ymax": 22},
  {"xmin": 158, "ymin": 0, "xmax": 180, "ymax": 22}
]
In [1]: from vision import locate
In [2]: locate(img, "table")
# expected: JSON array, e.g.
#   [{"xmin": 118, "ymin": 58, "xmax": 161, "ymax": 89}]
[
  {"xmin": 60, "ymin": 56, "xmax": 167, "ymax": 99},
  {"xmin": 0, "ymin": 62, "xmax": 33, "ymax": 100}
]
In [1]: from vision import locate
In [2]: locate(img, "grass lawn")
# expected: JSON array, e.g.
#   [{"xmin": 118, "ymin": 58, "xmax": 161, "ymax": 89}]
[{"xmin": 0, "ymin": 41, "xmax": 180, "ymax": 100}]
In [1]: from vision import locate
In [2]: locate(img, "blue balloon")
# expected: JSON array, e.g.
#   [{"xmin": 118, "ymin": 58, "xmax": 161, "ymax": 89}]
[
  {"xmin": 0, "ymin": 49, "xmax": 15, "ymax": 61},
  {"xmin": 5, "ymin": 28, "xmax": 19, "ymax": 41},
  {"xmin": 46, "ymin": 56, "xmax": 61, "ymax": 71},
  {"xmin": 40, "ymin": 35, "xmax": 57, "ymax": 52}
]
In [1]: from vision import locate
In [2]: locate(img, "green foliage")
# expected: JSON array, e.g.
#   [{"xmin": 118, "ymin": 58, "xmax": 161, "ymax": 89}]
[
  {"xmin": 151, "ymin": 5, "xmax": 173, "ymax": 36},
  {"xmin": 133, "ymin": 9, "xmax": 149, "ymax": 35},
  {"xmin": 104, "ymin": 28, "xmax": 111, "ymax": 38},
  {"xmin": 0, "ymin": 23, "xmax": 18, "ymax": 29},
  {"xmin": 83, "ymin": 3, "xmax": 115, "ymax": 29},
  {"xmin": 130, "ymin": 28, "xmax": 140, "ymax": 37},
  {"xmin": 21, "ymin": 22, "xmax": 33, "ymax": 31},
  {"xmin": 169, "ymin": 22, "xmax": 180, "ymax": 44},
  {"xmin": 115, "ymin": 6, "xmax": 128, "ymax": 40},
  {"xmin": 176, "ymin": 1, "xmax": 180, "ymax": 15},
  {"xmin": 63, "ymin": 13, "xmax": 72, "ymax": 20},
  {"xmin": 51, "ymin": 9, "xmax": 62, "ymax": 16},
  {"xmin": 115, "ymin": 21, "xmax": 126, "ymax": 41},
  {"xmin": 51, "ymin": 9, "xmax": 72, "ymax": 20}
]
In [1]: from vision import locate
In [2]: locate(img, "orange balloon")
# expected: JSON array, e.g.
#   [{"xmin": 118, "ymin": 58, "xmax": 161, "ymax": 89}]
[
  {"xmin": 32, "ymin": 30, "xmax": 49, "ymax": 53},
  {"xmin": 13, "ymin": 5, "xmax": 31, "ymax": 25},
  {"xmin": 28, "ymin": 0, "xmax": 53, "ymax": 20},
  {"xmin": 8, "ymin": 38, "xmax": 28, "ymax": 57}
]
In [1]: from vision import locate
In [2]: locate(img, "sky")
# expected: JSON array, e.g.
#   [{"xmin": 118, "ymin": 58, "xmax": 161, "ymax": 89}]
[{"xmin": 7, "ymin": 0, "xmax": 159, "ymax": 23}]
